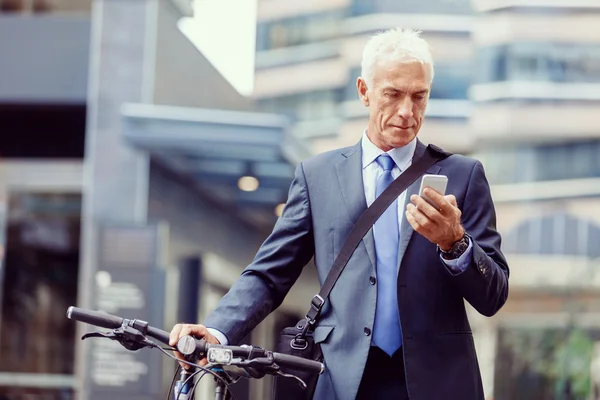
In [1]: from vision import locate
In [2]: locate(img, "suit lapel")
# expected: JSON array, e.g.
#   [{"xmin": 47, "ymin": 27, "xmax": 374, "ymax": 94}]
[
  {"xmin": 335, "ymin": 142, "xmax": 377, "ymax": 267},
  {"xmin": 397, "ymin": 141, "xmax": 442, "ymax": 271}
]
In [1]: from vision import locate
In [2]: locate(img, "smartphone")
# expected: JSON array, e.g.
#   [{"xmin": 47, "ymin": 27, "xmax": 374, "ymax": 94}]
[{"xmin": 418, "ymin": 174, "xmax": 448, "ymax": 208}]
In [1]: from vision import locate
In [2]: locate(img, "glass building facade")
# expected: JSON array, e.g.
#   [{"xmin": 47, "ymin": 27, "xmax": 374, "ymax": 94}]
[{"xmin": 476, "ymin": 42, "xmax": 600, "ymax": 84}]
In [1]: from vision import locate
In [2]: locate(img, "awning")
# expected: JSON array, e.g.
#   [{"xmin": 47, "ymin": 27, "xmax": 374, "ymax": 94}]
[{"xmin": 121, "ymin": 103, "xmax": 311, "ymax": 228}]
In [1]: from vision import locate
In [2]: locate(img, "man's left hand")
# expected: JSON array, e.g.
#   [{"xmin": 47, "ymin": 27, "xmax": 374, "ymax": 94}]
[{"xmin": 405, "ymin": 188, "xmax": 464, "ymax": 251}]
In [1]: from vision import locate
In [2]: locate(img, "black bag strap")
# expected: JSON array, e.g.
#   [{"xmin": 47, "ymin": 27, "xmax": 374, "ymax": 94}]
[{"xmin": 303, "ymin": 144, "xmax": 451, "ymax": 327}]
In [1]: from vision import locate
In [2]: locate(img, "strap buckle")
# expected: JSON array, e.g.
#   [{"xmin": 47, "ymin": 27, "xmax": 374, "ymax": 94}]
[{"xmin": 305, "ymin": 294, "xmax": 324, "ymax": 324}]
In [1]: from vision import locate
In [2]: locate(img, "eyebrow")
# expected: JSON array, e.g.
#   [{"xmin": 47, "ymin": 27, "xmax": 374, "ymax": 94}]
[{"xmin": 382, "ymin": 87, "xmax": 429, "ymax": 94}]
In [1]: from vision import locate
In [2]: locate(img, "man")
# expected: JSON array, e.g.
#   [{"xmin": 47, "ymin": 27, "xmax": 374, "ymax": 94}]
[{"xmin": 170, "ymin": 28, "xmax": 509, "ymax": 399}]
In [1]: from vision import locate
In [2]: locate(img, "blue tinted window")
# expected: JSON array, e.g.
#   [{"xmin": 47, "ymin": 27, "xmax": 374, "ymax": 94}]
[
  {"xmin": 256, "ymin": 11, "xmax": 346, "ymax": 51},
  {"xmin": 476, "ymin": 43, "xmax": 600, "ymax": 83},
  {"xmin": 257, "ymin": 89, "xmax": 344, "ymax": 121},
  {"xmin": 345, "ymin": 67, "xmax": 361, "ymax": 101},
  {"xmin": 476, "ymin": 46, "xmax": 508, "ymax": 83},
  {"xmin": 431, "ymin": 62, "xmax": 470, "ymax": 99},
  {"xmin": 503, "ymin": 213, "xmax": 600, "ymax": 258},
  {"xmin": 350, "ymin": 0, "xmax": 472, "ymax": 15},
  {"xmin": 479, "ymin": 140, "xmax": 600, "ymax": 184}
]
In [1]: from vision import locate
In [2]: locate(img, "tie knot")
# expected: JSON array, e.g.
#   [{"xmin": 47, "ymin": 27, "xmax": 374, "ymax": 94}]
[{"xmin": 376, "ymin": 154, "xmax": 395, "ymax": 172}]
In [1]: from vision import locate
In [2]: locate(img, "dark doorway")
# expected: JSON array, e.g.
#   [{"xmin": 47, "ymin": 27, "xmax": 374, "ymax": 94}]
[{"xmin": 0, "ymin": 192, "xmax": 81, "ymax": 376}]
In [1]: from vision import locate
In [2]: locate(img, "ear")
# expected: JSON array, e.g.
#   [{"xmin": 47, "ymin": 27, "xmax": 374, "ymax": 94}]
[{"xmin": 357, "ymin": 77, "xmax": 370, "ymax": 107}]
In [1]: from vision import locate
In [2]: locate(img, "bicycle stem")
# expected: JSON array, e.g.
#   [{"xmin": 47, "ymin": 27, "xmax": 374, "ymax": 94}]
[{"xmin": 174, "ymin": 369, "xmax": 195, "ymax": 400}]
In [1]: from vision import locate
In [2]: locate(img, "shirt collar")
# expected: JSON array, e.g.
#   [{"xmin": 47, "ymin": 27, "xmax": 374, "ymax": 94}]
[{"xmin": 361, "ymin": 130, "xmax": 417, "ymax": 171}]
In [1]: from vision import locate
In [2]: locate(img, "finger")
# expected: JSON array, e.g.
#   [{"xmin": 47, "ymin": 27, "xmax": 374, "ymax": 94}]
[
  {"xmin": 169, "ymin": 324, "xmax": 183, "ymax": 346},
  {"xmin": 405, "ymin": 210, "xmax": 420, "ymax": 231},
  {"xmin": 410, "ymin": 194, "xmax": 442, "ymax": 221},
  {"xmin": 179, "ymin": 324, "xmax": 209, "ymax": 341},
  {"xmin": 172, "ymin": 335, "xmax": 191, "ymax": 370},
  {"xmin": 424, "ymin": 188, "xmax": 453, "ymax": 214},
  {"xmin": 169, "ymin": 324, "xmax": 189, "ymax": 369},
  {"xmin": 174, "ymin": 324, "xmax": 209, "ymax": 370},
  {"xmin": 406, "ymin": 203, "xmax": 433, "ymax": 229},
  {"xmin": 445, "ymin": 194, "xmax": 457, "ymax": 207}
]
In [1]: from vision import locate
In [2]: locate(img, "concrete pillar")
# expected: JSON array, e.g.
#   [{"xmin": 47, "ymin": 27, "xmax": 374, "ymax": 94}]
[{"xmin": 75, "ymin": 0, "xmax": 159, "ymax": 399}]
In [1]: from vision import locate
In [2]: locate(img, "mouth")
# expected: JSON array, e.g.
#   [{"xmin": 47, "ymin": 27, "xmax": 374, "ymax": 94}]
[{"xmin": 391, "ymin": 125, "xmax": 412, "ymax": 130}]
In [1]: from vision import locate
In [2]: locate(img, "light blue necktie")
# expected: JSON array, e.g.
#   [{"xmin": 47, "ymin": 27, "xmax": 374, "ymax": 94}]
[{"xmin": 372, "ymin": 154, "xmax": 403, "ymax": 356}]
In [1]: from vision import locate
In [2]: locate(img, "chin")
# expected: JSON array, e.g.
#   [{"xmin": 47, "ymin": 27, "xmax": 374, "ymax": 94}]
[{"xmin": 386, "ymin": 130, "xmax": 415, "ymax": 148}]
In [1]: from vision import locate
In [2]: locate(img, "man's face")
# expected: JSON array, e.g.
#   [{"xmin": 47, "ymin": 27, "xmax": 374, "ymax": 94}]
[{"xmin": 357, "ymin": 60, "xmax": 432, "ymax": 151}]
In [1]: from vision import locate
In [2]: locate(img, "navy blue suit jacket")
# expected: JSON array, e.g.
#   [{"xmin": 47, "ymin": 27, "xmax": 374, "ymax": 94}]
[{"xmin": 204, "ymin": 140, "xmax": 509, "ymax": 399}]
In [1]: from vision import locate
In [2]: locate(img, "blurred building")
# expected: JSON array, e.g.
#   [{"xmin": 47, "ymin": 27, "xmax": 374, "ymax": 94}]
[
  {"xmin": 253, "ymin": 0, "xmax": 600, "ymax": 399},
  {"xmin": 0, "ymin": 1, "xmax": 315, "ymax": 399},
  {"xmin": 470, "ymin": 1, "xmax": 600, "ymax": 399}
]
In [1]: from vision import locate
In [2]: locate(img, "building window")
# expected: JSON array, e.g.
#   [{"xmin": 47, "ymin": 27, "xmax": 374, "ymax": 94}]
[
  {"xmin": 256, "ymin": 10, "xmax": 345, "ymax": 51},
  {"xmin": 345, "ymin": 67, "xmax": 362, "ymax": 102},
  {"xmin": 478, "ymin": 140, "xmax": 600, "ymax": 184},
  {"xmin": 350, "ymin": 0, "xmax": 472, "ymax": 16},
  {"xmin": 258, "ymin": 89, "xmax": 344, "ymax": 121},
  {"xmin": 502, "ymin": 213, "xmax": 600, "ymax": 258},
  {"xmin": 0, "ymin": 0, "xmax": 91, "ymax": 13},
  {"xmin": 431, "ymin": 62, "xmax": 470, "ymax": 100},
  {"xmin": 0, "ymin": 104, "xmax": 86, "ymax": 159},
  {"xmin": 476, "ymin": 43, "xmax": 600, "ymax": 84}
]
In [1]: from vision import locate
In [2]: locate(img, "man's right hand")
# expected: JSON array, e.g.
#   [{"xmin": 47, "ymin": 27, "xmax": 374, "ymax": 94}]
[{"xmin": 169, "ymin": 323, "xmax": 221, "ymax": 369}]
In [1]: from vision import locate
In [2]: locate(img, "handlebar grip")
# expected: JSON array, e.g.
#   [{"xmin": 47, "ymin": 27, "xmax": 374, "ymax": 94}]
[
  {"xmin": 67, "ymin": 306, "xmax": 172, "ymax": 346},
  {"xmin": 67, "ymin": 306, "xmax": 123, "ymax": 329},
  {"xmin": 147, "ymin": 327, "xmax": 171, "ymax": 346},
  {"xmin": 272, "ymin": 353, "xmax": 324, "ymax": 375}
]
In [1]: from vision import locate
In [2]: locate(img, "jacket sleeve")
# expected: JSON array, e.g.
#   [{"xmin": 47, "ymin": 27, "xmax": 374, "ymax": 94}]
[
  {"xmin": 444, "ymin": 160, "xmax": 509, "ymax": 317},
  {"xmin": 203, "ymin": 162, "xmax": 315, "ymax": 344}
]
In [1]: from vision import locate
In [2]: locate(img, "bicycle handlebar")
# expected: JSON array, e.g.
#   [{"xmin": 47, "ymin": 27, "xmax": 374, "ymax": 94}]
[
  {"xmin": 67, "ymin": 306, "xmax": 171, "ymax": 344},
  {"xmin": 177, "ymin": 335, "xmax": 323, "ymax": 375},
  {"xmin": 66, "ymin": 306, "xmax": 324, "ymax": 375}
]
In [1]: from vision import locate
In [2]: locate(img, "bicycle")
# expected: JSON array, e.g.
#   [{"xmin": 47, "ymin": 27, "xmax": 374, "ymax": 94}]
[{"xmin": 66, "ymin": 306, "xmax": 324, "ymax": 400}]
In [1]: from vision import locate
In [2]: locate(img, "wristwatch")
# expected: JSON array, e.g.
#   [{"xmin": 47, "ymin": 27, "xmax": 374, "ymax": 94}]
[{"xmin": 440, "ymin": 233, "xmax": 470, "ymax": 260}]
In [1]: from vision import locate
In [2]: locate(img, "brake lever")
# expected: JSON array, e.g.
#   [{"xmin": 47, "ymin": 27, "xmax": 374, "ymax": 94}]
[
  {"xmin": 81, "ymin": 326, "xmax": 155, "ymax": 351},
  {"xmin": 275, "ymin": 370, "xmax": 308, "ymax": 390},
  {"xmin": 231, "ymin": 357, "xmax": 277, "ymax": 379}
]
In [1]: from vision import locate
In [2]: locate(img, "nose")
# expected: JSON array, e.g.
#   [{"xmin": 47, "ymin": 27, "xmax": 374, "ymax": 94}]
[{"xmin": 397, "ymin": 97, "xmax": 413, "ymax": 120}]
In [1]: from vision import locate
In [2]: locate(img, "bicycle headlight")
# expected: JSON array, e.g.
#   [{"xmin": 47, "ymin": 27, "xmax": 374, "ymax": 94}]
[{"xmin": 207, "ymin": 347, "xmax": 233, "ymax": 365}]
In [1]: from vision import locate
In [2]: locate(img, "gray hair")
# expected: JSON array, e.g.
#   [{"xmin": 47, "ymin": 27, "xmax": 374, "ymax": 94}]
[{"xmin": 360, "ymin": 28, "xmax": 434, "ymax": 88}]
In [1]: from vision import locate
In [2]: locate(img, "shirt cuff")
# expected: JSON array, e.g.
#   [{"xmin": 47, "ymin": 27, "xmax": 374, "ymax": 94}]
[
  {"xmin": 206, "ymin": 328, "xmax": 229, "ymax": 345},
  {"xmin": 440, "ymin": 237, "xmax": 473, "ymax": 275}
]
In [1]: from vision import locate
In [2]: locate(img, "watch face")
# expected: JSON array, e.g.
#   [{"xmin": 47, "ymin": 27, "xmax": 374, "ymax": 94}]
[{"xmin": 447, "ymin": 235, "xmax": 468, "ymax": 258}]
